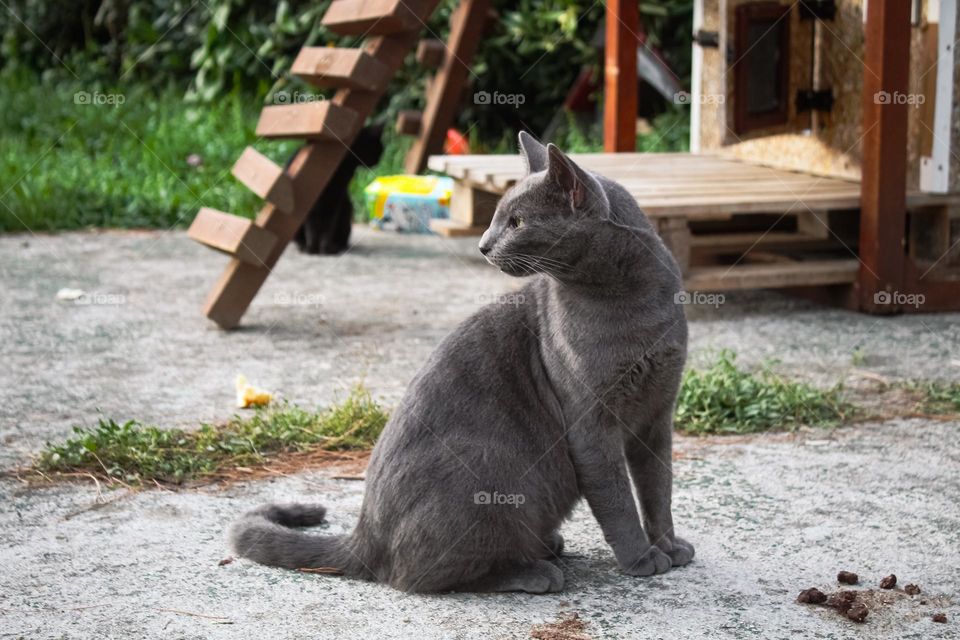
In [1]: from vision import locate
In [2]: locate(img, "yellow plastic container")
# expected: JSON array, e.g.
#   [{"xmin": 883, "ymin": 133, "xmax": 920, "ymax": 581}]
[{"xmin": 365, "ymin": 175, "xmax": 453, "ymax": 233}]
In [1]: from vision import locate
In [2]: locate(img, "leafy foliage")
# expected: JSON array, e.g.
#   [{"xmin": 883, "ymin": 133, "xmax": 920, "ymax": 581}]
[
  {"xmin": 35, "ymin": 386, "xmax": 389, "ymax": 485},
  {"xmin": 0, "ymin": 0, "xmax": 692, "ymax": 139},
  {"xmin": 675, "ymin": 351, "xmax": 851, "ymax": 435}
]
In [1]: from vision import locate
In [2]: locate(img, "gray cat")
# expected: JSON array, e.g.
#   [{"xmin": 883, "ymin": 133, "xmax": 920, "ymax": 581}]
[{"xmin": 230, "ymin": 132, "xmax": 694, "ymax": 593}]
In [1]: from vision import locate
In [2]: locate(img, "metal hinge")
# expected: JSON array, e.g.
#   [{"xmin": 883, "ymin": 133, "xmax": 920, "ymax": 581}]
[
  {"xmin": 693, "ymin": 30, "xmax": 719, "ymax": 48},
  {"xmin": 796, "ymin": 89, "xmax": 834, "ymax": 113},
  {"xmin": 799, "ymin": 0, "xmax": 836, "ymax": 20}
]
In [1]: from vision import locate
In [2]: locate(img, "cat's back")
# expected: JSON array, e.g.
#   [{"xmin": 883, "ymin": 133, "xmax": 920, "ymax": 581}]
[
  {"xmin": 397, "ymin": 279, "xmax": 546, "ymax": 413},
  {"xmin": 368, "ymin": 278, "xmax": 556, "ymax": 461}
]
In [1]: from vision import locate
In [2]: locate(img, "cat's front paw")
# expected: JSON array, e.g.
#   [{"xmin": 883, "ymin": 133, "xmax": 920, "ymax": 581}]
[
  {"xmin": 660, "ymin": 536, "xmax": 695, "ymax": 567},
  {"xmin": 621, "ymin": 546, "xmax": 671, "ymax": 577}
]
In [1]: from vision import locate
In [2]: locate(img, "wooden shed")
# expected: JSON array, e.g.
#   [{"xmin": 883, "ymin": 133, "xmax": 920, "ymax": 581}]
[{"xmin": 431, "ymin": 0, "xmax": 960, "ymax": 313}]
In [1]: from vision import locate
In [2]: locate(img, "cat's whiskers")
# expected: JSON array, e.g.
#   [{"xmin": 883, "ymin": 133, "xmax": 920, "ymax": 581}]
[
  {"xmin": 513, "ymin": 257, "xmax": 541, "ymax": 276},
  {"xmin": 500, "ymin": 255, "xmax": 536, "ymax": 276},
  {"xmin": 509, "ymin": 255, "xmax": 545, "ymax": 276},
  {"xmin": 514, "ymin": 252, "xmax": 572, "ymax": 270},
  {"xmin": 511, "ymin": 253, "xmax": 574, "ymax": 274}
]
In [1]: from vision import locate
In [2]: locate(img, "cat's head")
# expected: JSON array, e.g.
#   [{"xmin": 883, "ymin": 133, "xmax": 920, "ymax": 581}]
[{"xmin": 478, "ymin": 132, "xmax": 611, "ymax": 278}]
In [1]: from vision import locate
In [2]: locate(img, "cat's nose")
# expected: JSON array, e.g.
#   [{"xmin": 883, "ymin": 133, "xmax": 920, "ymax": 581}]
[{"xmin": 478, "ymin": 232, "xmax": 493, "ymax": 255}]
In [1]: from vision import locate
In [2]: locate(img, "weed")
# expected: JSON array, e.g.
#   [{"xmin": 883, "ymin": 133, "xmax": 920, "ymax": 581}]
[
  {"xmin": 34, "ymin": 386, "xmax": 388, "ymax": 486},
  {"xmin": 675, "ymin": 351, "xmax": 851, "ymax": 435},
  {"xmin": 905, "ymin": 381, "xmax": 960, "ymax": 414}
]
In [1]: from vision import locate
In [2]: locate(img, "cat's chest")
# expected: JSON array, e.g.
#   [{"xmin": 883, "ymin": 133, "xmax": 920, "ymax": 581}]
[
  {"xmin": 543, "ymin": 317, "xmax": 657, "ymax": 396},
  {"xmin": 537, "ymin": 283, "xmax": 685, "ymax": 403}
]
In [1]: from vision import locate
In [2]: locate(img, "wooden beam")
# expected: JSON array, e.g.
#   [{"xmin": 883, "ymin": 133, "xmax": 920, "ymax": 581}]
[
  {"xmin": 403, "ymin": 0, "xmax": 490, "ymax": 174},
  {"xmin": 188, "ymin": 208, "xmax": 277, "ymax": 267},
  {"xmin": 685, "ymin": 260, "xmax": 859, "ymax": 291},
  {"xmin": 396, "ymin": 110, "xmax": 423, "ymax": 135},
  {"xmin": 920, "ymin": 0, "xmax": 955, "ymax": 192},
  {"xmin": 449, "ymin": 180, "xmax": 499, "ymax": 227},
  {"xmin": 603, "ymin": 0, "xmax": 638, "ymax": 152},
  {"xmin": 321, "ymin": 0, "xmax": 429, "ymax": 36},
  {"xmin": 858, "ymin": 0, "xmax": 912, "ymax": 312},
  {"xmin": 291, "ymin": 47, "xmax": 391, "ymax": 91},
  {"xmin": 429, "ymin": 219, "xmax": 486, "ymax": 237},
  {"xmin": 255, "ymin": 102, "xmax": 360, "ymax": 141},
  {"xmin": 657, "ymin": 218, "xmax": 691, "ymax": 275},
  {"xmin": 416, "ymin": 38, "xmax": 446, "ymax": 68},
  {"xmin": 231, "ymin": 147, "xmax": 295, "ymax": 214}
]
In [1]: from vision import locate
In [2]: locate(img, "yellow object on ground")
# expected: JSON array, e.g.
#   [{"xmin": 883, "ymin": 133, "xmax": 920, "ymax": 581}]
[
  {"xmin": 235, "ymin": 374, "xmax": 272, "ymax": 408},
  {"xmin": 364, "ymin": 175, "xmax": 453, "ymax": 233}
]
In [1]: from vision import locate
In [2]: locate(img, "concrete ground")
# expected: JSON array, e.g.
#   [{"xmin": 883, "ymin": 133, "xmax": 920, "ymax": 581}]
[{"xmin": 1, "ymin": 229, "xmax": 958, "ymax": 639}]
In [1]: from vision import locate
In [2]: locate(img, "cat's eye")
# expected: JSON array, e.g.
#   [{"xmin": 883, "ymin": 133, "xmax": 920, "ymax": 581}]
[{"xmin": 509, "ymin": 216, "xmax": 524, "ymax": 229}]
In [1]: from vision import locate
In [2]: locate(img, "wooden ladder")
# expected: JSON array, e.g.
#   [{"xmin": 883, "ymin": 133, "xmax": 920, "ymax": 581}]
[{"xmin": 188, "ymin": 0, "xmax": 441, "ymax": 329}]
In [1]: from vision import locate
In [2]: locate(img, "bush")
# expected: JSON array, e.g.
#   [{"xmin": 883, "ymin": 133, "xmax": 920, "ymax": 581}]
[{"xmin": 1, "ymin": 1, "xmax": 692, "ymax": 140}]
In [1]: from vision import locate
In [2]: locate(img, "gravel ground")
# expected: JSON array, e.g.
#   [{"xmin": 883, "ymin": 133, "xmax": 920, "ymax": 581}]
[{"xmin": 1, "ymin": 229, "xmax": 958, "ymax": 639}]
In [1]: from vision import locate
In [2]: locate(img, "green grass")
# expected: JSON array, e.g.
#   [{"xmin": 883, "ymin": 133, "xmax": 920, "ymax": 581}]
[
  {"xmin": 0, "ymin": 71, "xmax": 288, "ymax": 231},
  {"xmin": 0, "ymin": 68, "xmax": 690, "ymax": 232},
  {"xmin": 0, "ymin": 71, "xmax": 413, "ymax": 232},
  {"xmin": 675, "ymin": 351, "xmax": 852, "ymax": 435},
  {"xmin": 908, "ymin": 381, "xmax": 960, "ymax": 414},
  {"xmin": 34, "ymin": 386, "xmax": 389, "ymax": 486}
]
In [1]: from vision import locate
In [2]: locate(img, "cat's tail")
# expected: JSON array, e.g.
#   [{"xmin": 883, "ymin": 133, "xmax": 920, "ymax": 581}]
[{"xmin": 229, "ymin": 503, "xmax": 369, "ymax": 577}]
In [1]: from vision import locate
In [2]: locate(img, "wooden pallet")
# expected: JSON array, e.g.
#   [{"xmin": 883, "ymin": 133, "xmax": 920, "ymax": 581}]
[
  {"xmin": 188, "ymin": 0, "xmax": 442, "ymax": 329},
  {"xmin": 427, "ymin": 152, "xmax": 960, "ymax": 292}
]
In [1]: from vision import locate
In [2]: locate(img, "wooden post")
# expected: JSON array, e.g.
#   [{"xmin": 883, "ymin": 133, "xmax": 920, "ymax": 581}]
[
  {"xmin": 403, "ymin": 0, "xmax": 490, "ymax": 174},
  {"xmin": 858, "ymin": 0, "xmax": 911, "ymax": 312},
  {"xmin": 604, "ymin": 0, "xmax": 638, "ymax": 152}
]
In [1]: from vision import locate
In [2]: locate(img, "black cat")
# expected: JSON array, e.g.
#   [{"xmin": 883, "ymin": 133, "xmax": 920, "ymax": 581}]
[{"xmin": 293, "ymin": 124, "xmax": 385, "ymax": 255}]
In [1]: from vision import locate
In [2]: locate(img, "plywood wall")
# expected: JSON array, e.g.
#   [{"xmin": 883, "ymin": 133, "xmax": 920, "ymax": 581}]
[{"xmin": 696, "ymin": 0, "xmax": 942, "ymax": 189}]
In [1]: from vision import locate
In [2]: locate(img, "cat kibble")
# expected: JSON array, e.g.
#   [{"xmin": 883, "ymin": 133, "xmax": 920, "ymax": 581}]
[
  {"xmin": 837, "ymin": 571, "xmax": 859, "ymax": 585},
  {"xmin": 826, "ymin": 590, "xmax": 858, "ymax": 614},
  {"xmin": 933, "ymin": 613, "xmax": 948, "ymax": 623},
  {"xmin": 879, "ymin": 574, "xmax": 896, "ymax": 589},
  {"xmin": 846, "ymin": 602, "xmax": 869, "ymax": 623},
  {"xmin": 904, "ymin": 583, "xmax": 922, "ymax": 595},
  {"xmin": 797, "ymin": 588, "xmax": 827, "ymax": 604}
]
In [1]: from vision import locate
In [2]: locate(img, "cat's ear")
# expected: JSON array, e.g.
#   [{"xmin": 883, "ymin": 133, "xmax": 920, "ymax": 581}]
[
  {"xmin": 546, "ymin": 144, "xmax": 609, "ymax": 216},
  {"xmin": 518, "ymin": 131, "xmax": 547, "ymax": 174}
]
